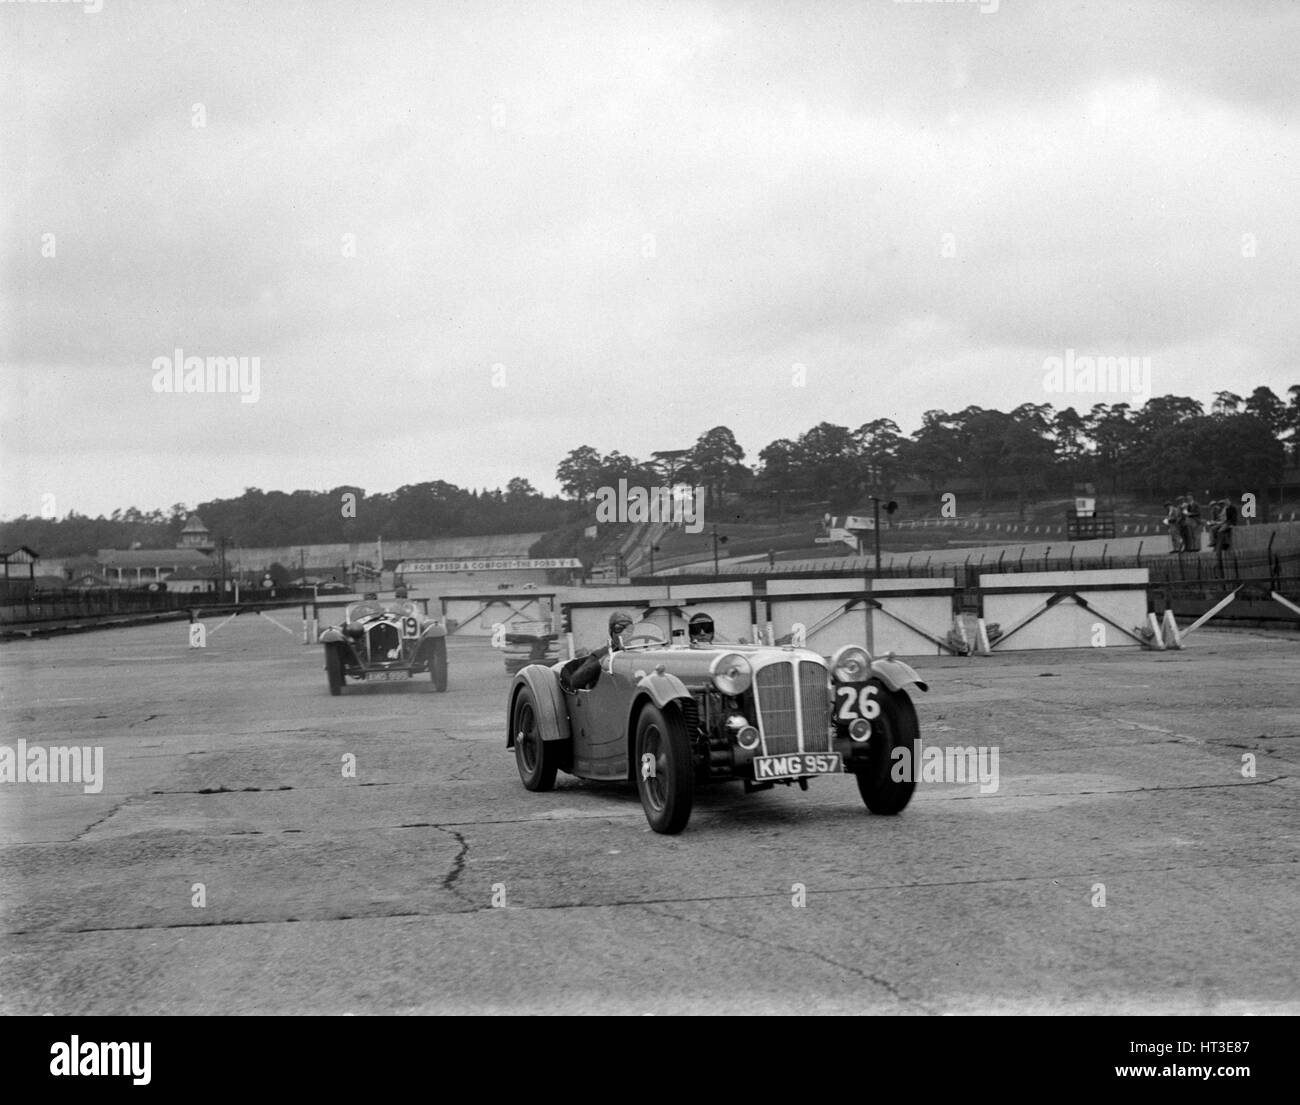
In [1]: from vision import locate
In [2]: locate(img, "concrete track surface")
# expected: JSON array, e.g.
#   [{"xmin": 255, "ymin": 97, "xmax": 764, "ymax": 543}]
[{"xmin": 1, "ymin": 619, "xmax": 1297, "ymax": 1015}]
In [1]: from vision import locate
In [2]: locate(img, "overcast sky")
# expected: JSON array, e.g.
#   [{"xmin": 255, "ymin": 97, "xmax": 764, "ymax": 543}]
[{"xmin": 3, "ymin": 0, "xmax": 1298, "ymax": 520}]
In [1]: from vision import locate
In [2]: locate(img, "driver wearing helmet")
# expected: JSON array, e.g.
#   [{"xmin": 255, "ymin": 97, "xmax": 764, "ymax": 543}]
[
  {"xmin": 564, "ymin": 610, "xmax": 636, "ymax": 691},
  {"xmin": 687, "ymin": 612, "xmax": 715, "ymax": 647}
]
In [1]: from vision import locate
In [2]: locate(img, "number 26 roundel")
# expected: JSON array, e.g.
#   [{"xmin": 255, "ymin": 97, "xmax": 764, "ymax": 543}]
[{"xmin": 835, "ymin": 683, "xmax": 880, "ymax": 723}]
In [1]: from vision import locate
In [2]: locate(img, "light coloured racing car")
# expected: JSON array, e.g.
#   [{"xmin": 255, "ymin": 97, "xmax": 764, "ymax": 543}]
[
  {"xmin": 506, "ymin": 621, "xmax": 928, "ymax": 833},
  {"xmin": 318, "ymin": 596, "xmax": 448, "ymax": 695}
]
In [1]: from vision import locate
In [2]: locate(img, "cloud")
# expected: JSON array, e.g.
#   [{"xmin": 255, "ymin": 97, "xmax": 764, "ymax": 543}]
[{"xmin": 2, "ymin": 0, "xmax": 1297, "ymax": 517}]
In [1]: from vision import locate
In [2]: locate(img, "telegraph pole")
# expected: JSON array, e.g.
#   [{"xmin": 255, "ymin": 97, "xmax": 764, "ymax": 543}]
[
  {"xmin": 873, "ymin": 499, "xmax": 881, "ymax": 574},
  {"xmin": 869, "ymin": 497, "xmax": 898, "ymax": 574},
  {"xmin": 217, "ymin": 536, "xmax": 229, "ymax": 596}
]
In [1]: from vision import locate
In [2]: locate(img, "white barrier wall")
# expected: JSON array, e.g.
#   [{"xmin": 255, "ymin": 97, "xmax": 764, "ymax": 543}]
[
  {"xmin": 764, "ymin": 577, "xmax": 957, "ymax": 656},
  {"xmin": 440, "ymin": 592, "xmax": 556, "ymax": 637},
  {"xmin": 864, "ymin": 578, "xmax": 958, "ymax": 656},
  {"xmin": 979, "ymin": 569, "xmax": 1150, "ymax": 650},
  {"xmin": 557, "ymin": 571, "xmax": 1154, "ymax": 658},
  {"xmin": 764, "ymin": 577, "xmax": 872, "ymax": 654}
]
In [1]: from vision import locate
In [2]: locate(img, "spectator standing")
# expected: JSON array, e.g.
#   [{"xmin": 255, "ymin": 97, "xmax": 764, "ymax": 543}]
[
  {"xmin": 1215, "ymin": 497, "xmax": 1238, "ymax": 552},
  {"xmin": 1182, "ymin": 492, "xmax": 1203, "ymax": 552},
  {"xmin": 1162, "ymin": 502, "xmax": 1184, "ymax": 553}
]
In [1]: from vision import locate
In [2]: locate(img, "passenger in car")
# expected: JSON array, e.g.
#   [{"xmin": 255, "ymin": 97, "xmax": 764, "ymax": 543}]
[{"xmin": 687, "ymin": 613, "xmax": 715, "ymax": 646}]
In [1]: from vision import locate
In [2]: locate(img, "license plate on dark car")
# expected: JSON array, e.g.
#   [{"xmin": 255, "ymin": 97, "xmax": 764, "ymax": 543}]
[
  {"xmin": 368, "ymin": 670, "xmax": 410, "ymax": 682},
  {"xmin": 752, "ymin": 753, "xmax": 842, "ymax": 780}
]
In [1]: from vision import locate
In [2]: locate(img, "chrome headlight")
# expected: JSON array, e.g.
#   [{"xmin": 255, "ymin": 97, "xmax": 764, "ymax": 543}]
[
  {"xmin": 830, "ymin": 645, "xmax": 871, "ymax": 683},
  {"xmin": 710, "ymin": 652, "xmax": 752, "ymax": 696}
]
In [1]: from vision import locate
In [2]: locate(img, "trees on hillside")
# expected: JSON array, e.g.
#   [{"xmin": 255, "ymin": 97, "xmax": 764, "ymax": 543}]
[
  {"xmin": 556, "ymin": 446, "xmax": 603, "ymax": 502},
  {"xmin": 10, "ymin": 381, "xmax": 1295, "ymax": 562},
  {"xmin": 686, "ymin": 426, "xmax": 747, "ymax": 509}
]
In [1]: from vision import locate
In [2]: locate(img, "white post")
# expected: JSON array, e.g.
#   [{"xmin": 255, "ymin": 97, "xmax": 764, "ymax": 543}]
[
  {"xmin": 1161, "ymin": 609, "xmax": 1182, "ymax": 649},
  {"xmin": 1270, "ymin": 591, "xmax": 1300, "ymax": 619},
  {"xmin": 1181, "ymin": 589, "xmax": 1239, "ymax": 638}
]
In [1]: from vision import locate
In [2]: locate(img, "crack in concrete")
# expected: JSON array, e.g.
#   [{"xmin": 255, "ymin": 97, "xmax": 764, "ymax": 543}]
[
  {"xmin": 6, "ymin": 856, "xmax": 1299, "ymax": 935},
  {"xmin": 71, "ymin": 797, "xmax": 132, "ymax": 842},
  {"xmin": 1, "ymin": 910, "xmax": 463, "ymax": 936},
  {"xmin": 929, "ymin": 775, "xmax": 1288, "ymax": 801},
  {"xmin": 434, "ymin": 827, "xmax": 471, "ymax": 900},
  {"xmin": 639, "ymin": 902, "xmax": 933, "ymax": 1012}
]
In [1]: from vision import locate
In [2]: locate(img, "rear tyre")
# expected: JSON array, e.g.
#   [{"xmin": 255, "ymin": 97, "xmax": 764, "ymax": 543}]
[
  {"xmin": 325, "ymin": 645, "xmax": 345, "ymax": 697},
  {"xmin": 427, "ymin": 637, "xmax": 448, "ymax": 692},
  {"xmin": 634, "ymin": 703, "xmax": 694, "ymax": 834},
  {"xmin": 512, "ymin": 685, "xmax": 559, "ymax": 791},
  {"xmin": 853, "ymin": 680, "xmax": 919, "ymax": 815}
]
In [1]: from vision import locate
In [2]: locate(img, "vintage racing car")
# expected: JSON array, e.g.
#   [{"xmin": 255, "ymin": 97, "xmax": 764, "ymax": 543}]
[
  {"xmin": 506, "ymin": 622, "xmax": 927, "ymax": 833},
  {"xmin": 318, "ymin": 596, "xmax": 448, "ymax": 695}
]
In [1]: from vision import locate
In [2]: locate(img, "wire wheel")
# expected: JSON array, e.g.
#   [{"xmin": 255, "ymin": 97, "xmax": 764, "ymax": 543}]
[
  {"xmin": 634, "ymin": 702, "xmax": 694, "ymax": 834},
  {"xmin": 513, "ymin": 686, "xmax": 558, "ymax": 791}
]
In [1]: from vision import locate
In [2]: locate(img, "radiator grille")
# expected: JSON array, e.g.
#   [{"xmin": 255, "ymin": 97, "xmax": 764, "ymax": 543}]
[
  {"xmin": 799, "ymin": 661, "xmax": 832, "ymax": 753},
  {"xmin": 753, "ymin": 659, "xmax": 832, "ymax": 755},
  {"xmin": 367, "ymin": 622, "xmax": 400, "ymax": 660},
  {"xmin": 754, "ymin": 663, "xmax": 798, "ymax": 755}
]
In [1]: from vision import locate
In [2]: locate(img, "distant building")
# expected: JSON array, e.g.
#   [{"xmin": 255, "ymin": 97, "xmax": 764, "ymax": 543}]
[
  {"xmin": 84, "ymin": 513, "xmax": 217, "ymax": 587},
  {"xmin": 177, "ymin": 513, "xmax": 216, "ymax": 554},
  {"xmin": 165, "ymin": 566, "xmax": 219, "ymax": 593},
  {"xmin": 1, "ymin": 545, "xmax": 39, "ymax": 584},
  {"xmin": 0, "ymin": 546, "xmax": 40, "ymax": 598},
  {"xmin": 95, "ymin": 547, "xmax": 214, "ymax": 586}
]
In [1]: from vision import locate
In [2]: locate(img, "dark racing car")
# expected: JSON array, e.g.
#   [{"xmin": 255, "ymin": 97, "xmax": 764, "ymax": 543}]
[
  {"xmin": 318, "ymin": 597, "xmax": 448, "ymax": 695},
  {"xmin": 506, "ymin": 620, "xmax": 928, "ymax": 833}
]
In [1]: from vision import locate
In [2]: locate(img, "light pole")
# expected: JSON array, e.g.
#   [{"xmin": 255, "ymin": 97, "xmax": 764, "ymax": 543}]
[
  {"xmin": 711, "ymin": 525, "xmax": 728, "ymax": 576},
  {"xmin": 217, "ymin": 536, "xmax": 229, "ymax": 596},
  {"xmin": 649, "ymin": 543, "xmax": 660, "ymax": 575},
  {"xmin": 869, "ymin": 497, "xmax": 898, "ymax": 574}
]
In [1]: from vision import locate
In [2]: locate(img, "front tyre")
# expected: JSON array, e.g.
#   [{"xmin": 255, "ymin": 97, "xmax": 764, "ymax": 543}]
[
  {"xmin": 634, "ymin": 703, "xmax": 694, "ymax": 834},
  {"xmin": 427, "ymin": 637, "xmax": 448, "ymax": 692},
  {"xmin": 853, "ymin": 680, "xmax": 919, "ymax": 815},
  {"xmin": 512, "ymin": 685, "xmax": 559, "ymax": 791},
  {"xmin": 325, "ymin": 645, "xmax": 345, "ymax": 697}
]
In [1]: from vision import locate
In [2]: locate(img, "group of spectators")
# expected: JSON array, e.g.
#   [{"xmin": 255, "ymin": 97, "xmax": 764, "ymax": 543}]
[{"xmin": 1162, "ymin": 492, "xmax": 1238, "ymax": 554}]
